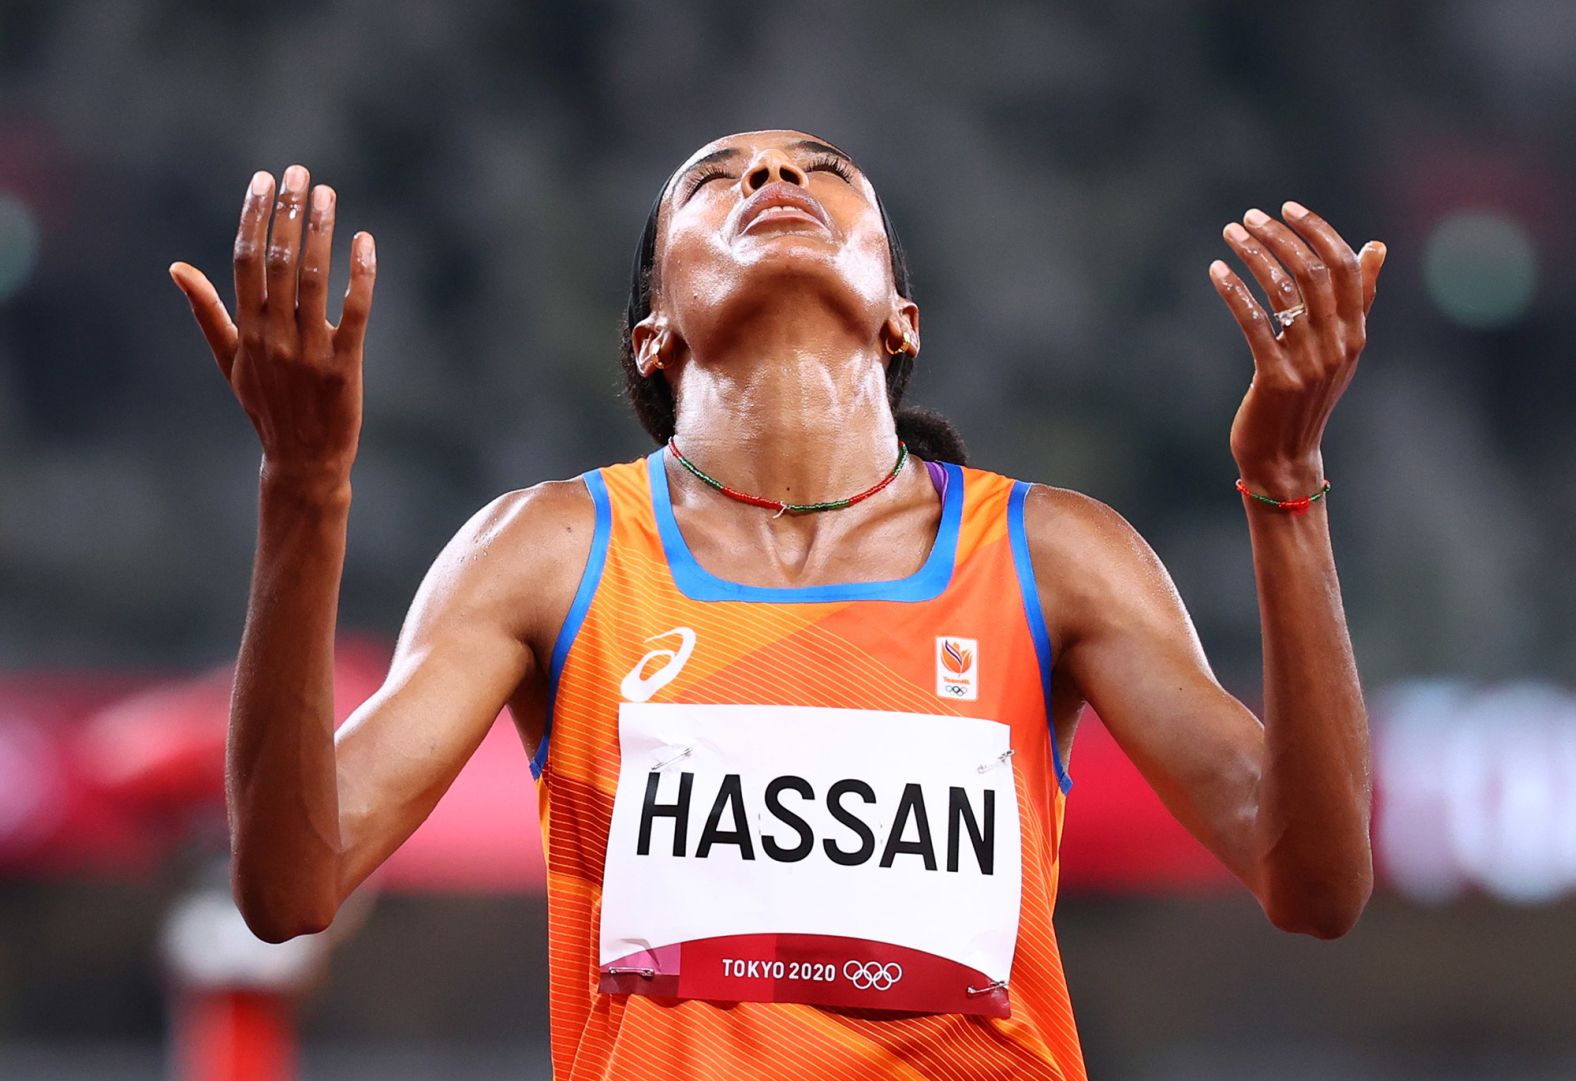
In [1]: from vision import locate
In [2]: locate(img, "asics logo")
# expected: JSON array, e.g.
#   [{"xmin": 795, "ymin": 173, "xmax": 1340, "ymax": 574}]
[
  {"xmin": 843, "ymin": 960, "xmax": 903, "ymax": 991},
  {"xmin": 620, "ymin": 627, "xmax": 697, "ymax": 702}
]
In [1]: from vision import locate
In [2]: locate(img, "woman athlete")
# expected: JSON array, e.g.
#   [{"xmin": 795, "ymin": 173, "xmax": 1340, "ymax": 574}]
[{"xmin": 169, "ymin": 129, "xmax": 1386, "ymax": 1080}]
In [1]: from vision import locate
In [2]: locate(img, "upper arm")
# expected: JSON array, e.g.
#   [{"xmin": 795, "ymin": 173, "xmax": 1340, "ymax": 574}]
[
  {"xmin": 1023, "ymin": 483, "xmax": 1267, "ymax": 883},
  {"xmin": 330, "ymin": 478, "xmax": 594, "ymax": 900}
]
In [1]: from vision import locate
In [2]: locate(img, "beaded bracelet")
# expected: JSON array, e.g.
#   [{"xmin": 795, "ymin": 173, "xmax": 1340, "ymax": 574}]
[{"xmin": 1235, "ymin": 477, "xmax": 1331, "ymax": 516}]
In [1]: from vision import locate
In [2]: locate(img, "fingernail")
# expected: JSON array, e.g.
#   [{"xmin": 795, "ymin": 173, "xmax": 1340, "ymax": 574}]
[
  {"xmin": 1209, "ymin": 259, "xmax": 1228, "ymax": 278},
  {"xmin": 313, "ymin": 186, "xmax": 333, "ymax": 212},
  {"xmin": 250, "ymin": 171, "xmax": 271, "ymax": 196},
  {"xmin": 361, "ymin": 234, "xmax": 376, "ymax": 269},
  {"xmin": 1283, "ymin": 200, "xmax": 1308, "ymax": 218},
  {"xmin": 1224, "ymin": 222, "xmax": 1250, "ymax": 242},
  {"xmin": 1244, "ymin": 208, "xmax": 1270, "ymax": 227},
  {"xmin": 284, "ymin": 165, "xmax": 307, "ymax": 191}
]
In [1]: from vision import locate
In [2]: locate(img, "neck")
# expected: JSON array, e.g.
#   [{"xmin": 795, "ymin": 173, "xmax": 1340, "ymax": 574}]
[{"xmin": 669, "ymin": 335, "xmax": 901, "ymax": 507}]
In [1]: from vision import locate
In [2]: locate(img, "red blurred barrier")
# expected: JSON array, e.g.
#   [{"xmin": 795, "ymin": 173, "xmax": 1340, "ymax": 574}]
[
  {"xmin": 170, "ymin": 991, "xmax": 296, "ymax": 1081},
  {"xmin": 0, "ymin": 640, "xmax": 1226, "ymax": 895}
]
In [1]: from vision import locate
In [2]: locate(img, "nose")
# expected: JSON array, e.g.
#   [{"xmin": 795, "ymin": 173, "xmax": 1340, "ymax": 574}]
[{"xmin": 740, "ymin": 149, "xmax": 808, "ymax": 195}]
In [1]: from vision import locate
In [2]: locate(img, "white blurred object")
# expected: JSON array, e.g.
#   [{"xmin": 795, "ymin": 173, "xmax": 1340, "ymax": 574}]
[
  {"xmin": 1375, "ymin": 679, "xmax": 1576, "ymax": 904},
  {"xmin": 1422, "ymin": 209, "xmax": 1538, "ymax": 329},
  {"xmin": 159, "ymin": 866, "xmax": 379, "ymax": 1081},
  {"xmin": 161, "ymin": 889, "xmax": 330, "ymax": 993},
  {"xmin": 0, "ymin": 191, "xmax": 41, "ymax": 301}
]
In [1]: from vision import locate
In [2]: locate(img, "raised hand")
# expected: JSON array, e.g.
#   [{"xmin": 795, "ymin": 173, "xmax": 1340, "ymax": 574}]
[
  {"xmin": 1208, "ymin": 202, "xmax": 1385, "ymax": 494},
  {"xmin": 170, "ymin": 165, "xmax": 376, "ymax": 485}
]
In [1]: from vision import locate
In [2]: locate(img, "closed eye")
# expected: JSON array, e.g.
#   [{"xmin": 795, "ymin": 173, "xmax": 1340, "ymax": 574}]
[
  {"xmin": 681, "ymin": 165, "xmax": 733, "ymax": 201},
  {"xmin": 806, "ymin": 153, "xmax": 856, "ymax": 183}
]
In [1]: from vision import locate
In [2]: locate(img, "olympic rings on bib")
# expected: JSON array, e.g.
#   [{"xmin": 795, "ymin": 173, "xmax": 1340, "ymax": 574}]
[{"xmin": 843, "ymin": 960, "xmax": 904, "ymax": 991}]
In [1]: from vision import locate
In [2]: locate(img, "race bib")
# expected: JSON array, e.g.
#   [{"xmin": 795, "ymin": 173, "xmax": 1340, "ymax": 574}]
[{"xmin": 598, "ymin": 703, "xmax": 1022, "ymax": 1017}]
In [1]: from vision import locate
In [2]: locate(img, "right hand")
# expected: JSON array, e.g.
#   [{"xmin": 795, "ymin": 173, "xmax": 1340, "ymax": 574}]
[{"xmin": 170, "ymin": 165, "xmax": 377, "ymax": 484}]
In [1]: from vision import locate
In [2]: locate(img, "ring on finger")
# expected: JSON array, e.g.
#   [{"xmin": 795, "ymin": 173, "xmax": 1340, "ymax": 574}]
[{"xmin": 1272, "ymin": 302, "xmax": 1308, "ymax": 336}]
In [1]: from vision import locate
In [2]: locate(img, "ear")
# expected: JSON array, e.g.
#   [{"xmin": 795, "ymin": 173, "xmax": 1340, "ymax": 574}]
[
  {"xmin": 630, "ymin": 314, "xmax": 671, "ymax": 377},
  {"xmin": 881, "ymin": 300, "xmax": 921, "ymax": 357}
]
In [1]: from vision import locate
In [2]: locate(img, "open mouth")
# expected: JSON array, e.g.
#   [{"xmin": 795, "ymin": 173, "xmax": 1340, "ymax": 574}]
[{"xmin": 737, "ymin": 183, "xmax": 830, "ymax": 235}]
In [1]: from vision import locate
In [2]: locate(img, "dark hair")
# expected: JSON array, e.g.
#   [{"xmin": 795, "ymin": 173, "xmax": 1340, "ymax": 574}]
[{"xmin": 619, "ymin": 158, "xmax": 969, "ymax": 465}]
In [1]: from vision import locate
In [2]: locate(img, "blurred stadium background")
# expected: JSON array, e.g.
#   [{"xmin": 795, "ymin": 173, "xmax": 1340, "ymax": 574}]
[{"xmin": 3, "ymin": 0, "xmax": 1574, "ymax": 1078}]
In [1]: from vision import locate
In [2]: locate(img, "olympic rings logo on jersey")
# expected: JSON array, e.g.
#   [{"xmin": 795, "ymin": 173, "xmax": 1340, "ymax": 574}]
[{"xmin": 843, "ymin": 960, "xmax": 903, "ymax": 991}]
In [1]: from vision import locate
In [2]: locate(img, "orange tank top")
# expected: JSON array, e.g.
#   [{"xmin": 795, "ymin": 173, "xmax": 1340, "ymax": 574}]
[{"xmin": 532, "ymin": 451, "xmax": 1086, "ymax": 1080}]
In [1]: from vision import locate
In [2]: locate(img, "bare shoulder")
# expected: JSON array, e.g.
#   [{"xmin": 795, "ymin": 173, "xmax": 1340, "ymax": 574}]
[
  {"xmin": 1017, "ymin": 482, "xmax": 1186, "ymax": 651},
  {"xmin": 411, "ymin": 476, "xmax": 597, "ymax": 650},
  {"xmin": 452, "ymin": 477, "xmax": 596, "ymax": 567},
  {"xmin": 1019, "ymin": 482, "xmax": 1163, "ymax": 575}
]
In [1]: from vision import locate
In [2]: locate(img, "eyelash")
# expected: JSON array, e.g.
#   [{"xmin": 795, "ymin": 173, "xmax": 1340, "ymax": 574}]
[
  {"xmin": 682, "ymin": 164, "xmax": 731, "ymax": 199},
  {"xmin": 682, "ymin": 154, "xmax": 856, "ymax": 199},
  {"xmin": 805, "ymin": 153, "xmax": 856, "ymax": 182}
]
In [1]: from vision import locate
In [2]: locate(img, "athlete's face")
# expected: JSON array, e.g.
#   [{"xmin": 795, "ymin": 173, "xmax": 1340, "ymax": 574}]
[{"xmin": 640, "ymin": 130, "xmax": 911, "ymax": 362}]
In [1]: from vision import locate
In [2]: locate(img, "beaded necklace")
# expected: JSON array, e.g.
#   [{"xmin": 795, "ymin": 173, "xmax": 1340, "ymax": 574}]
[{"xmin": 666, "ymin": 437, "xmax": 908, "ymax": 517}]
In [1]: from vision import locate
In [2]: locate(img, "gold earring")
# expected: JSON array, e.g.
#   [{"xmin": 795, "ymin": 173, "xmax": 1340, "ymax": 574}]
[{"xmin": 885, "ymin": 334, "xmax": 904, "ymax": 357}]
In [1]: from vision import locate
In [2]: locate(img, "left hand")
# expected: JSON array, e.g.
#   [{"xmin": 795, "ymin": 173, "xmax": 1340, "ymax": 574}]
[{"xmin": 1209, "ymin": 201, "xmax": 1386, "ymax": 493}]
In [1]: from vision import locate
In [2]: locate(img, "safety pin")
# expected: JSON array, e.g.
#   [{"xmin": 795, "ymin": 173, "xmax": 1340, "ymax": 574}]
[
  {"xmin": 649, "ymin": 746, "xmax": 693, "ymax": 772},
  {"xmin": 965, "ymin": 979, "xmax": 1008, "ymax": 996},
  {"xmin": 606, "ymin": 967, "xmax": 657, "ymax": 979},
  {"xmin": 976, "ymin": 748, "xmax": 1016, "ymax": 774}
]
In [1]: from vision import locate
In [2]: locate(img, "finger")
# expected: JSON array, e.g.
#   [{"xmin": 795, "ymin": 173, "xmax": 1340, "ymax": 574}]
[
  {"xmin": 1209, "ymin": 259, "xmax": 1282, "ymax": 361},
  {"xmin": 265, "ymin": 164, "xmax": 311, "ymax": 344},
  {"xmin": 1281, "ymin": 201, "xmax": 1363, "ymax": 322},
  {"xmin": 332, "ymin": 232, "xmax": 377, "ymax": 357},
  {"xmin": 1243, "ymin": 208, "xmax": 1338, "ymax": 333},
  {"xmin": 170, "ymin": 262, "xmax": 240, "ymax": 380},
  {"xmin": 1222, "ymin": 221, "xmax": 1302, "ymax": 318},
  {"xmin": 233, "ymin": 170, "xmax": 273, "ymax": 324},
  {"xmin": 1359, "ymin": 241, "xmax": 1387, "ymax": 313},
  {"xmin": 297, "ymin": 184, "xmax": 337, "ymax": 348}
]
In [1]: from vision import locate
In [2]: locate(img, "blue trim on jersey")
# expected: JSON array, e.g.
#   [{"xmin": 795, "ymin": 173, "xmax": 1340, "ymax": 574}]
[
  {"xmin": 531, "ymin": 470, "xmax": 612, "ymax": 779},
  {"xmin": 646, "ymin": 449, "xmax": 963, "ymax": 603},
  {"xmin": 1009, "ymin": 481, "xmax": 1073, "ymax": 793}
]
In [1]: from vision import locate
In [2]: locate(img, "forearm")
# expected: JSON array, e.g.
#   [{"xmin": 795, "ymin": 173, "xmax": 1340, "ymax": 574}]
[
  {"xmin": 226, "ymin": 463, "xmax": 352, "ymax": 941},
  {"xmin": 1242, "ymin": 463, "xmax": 1372, "ymax": 936}
]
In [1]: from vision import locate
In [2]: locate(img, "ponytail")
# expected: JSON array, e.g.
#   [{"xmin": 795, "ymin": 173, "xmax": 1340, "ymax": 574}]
[{"xmin": 895, "ymin": 406, "xmax": 968, "ymax": 465}]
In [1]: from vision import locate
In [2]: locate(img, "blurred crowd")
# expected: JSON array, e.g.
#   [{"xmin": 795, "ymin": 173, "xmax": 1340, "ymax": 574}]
[{"xmin": 2, "ymin": 0, "xmax": 1572, "ymax": 690}]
